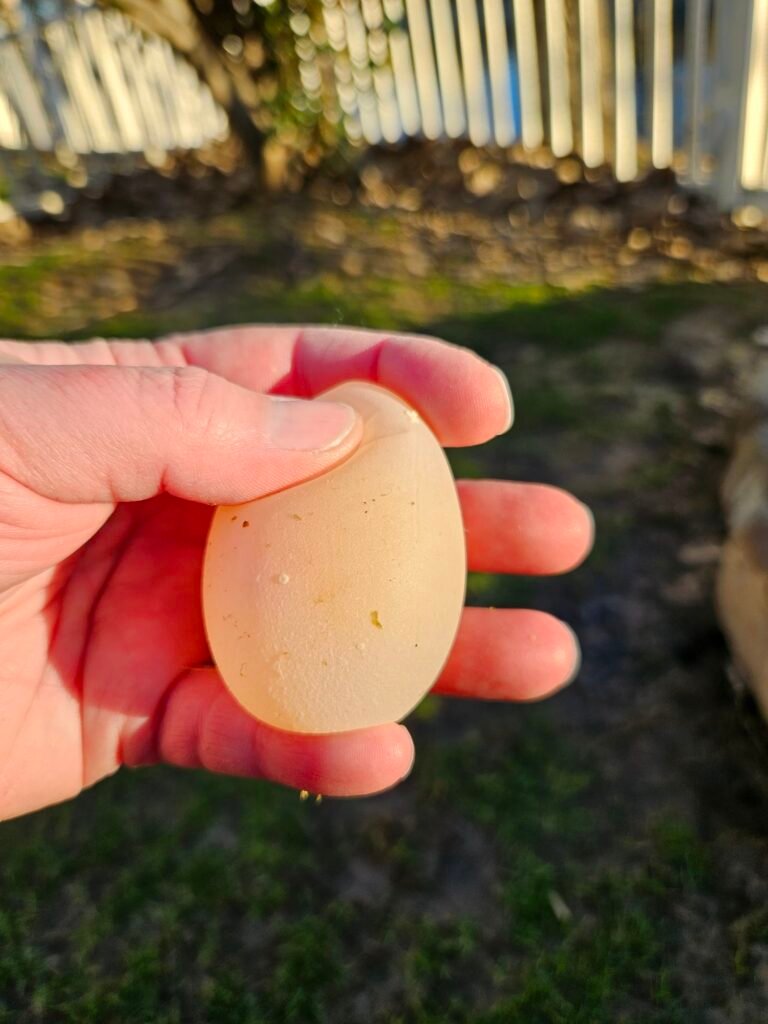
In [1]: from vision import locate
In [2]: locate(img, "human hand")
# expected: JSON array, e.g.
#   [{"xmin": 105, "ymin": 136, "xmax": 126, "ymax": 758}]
[{"xmin": 0, "ymin": 326, "xmax": 593, "ymax": 820}]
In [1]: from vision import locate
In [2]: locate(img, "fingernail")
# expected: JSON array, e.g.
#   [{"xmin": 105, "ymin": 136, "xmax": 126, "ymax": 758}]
[
  {"xmin": 563, "ymin": 623, "xmax": 583, "ymax": 686},
  {"xmin": 395, "ymin": 723, "xmax": 415, "ymax": 782},
  {"xmin": 399, "ymin": 753, "xmax": 415, "ymax": 783},
  {"xmin": 491, "ymin": 365, "xmax": 514, "ymax": 433},
  {"xmin": 578, "ymin": 500, "xmax": 596, "ymax": 548},
  {"xmin": 269, "ymin": 398, "xmax": 358, "ymax": 451}
]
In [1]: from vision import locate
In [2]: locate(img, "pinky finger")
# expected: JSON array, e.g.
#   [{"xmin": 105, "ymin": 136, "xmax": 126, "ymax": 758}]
[{"xmin": 130, "ymin": 667, "xmax": 415, "ymax": 797}]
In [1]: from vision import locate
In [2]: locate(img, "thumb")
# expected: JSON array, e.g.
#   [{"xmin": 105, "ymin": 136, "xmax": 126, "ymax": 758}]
[{"xmin": 0, "ymin": 365, "xmax": 361, "ymax": 504}]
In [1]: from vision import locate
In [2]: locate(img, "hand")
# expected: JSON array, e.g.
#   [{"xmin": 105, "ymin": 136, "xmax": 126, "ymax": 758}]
[{"xmin": 0, "ymin": 326, "xmax": 592, "ymax": 820}]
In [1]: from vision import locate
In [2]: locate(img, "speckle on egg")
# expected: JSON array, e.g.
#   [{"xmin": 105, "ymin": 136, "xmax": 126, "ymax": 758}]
[{"xmin": 203, "ymin": 382, "xmax": 466, "ymax": 734}]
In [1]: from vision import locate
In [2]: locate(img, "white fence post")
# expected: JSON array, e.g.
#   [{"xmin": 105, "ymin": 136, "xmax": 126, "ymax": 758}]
[
  {"xmin": 614, "ymin": 0, "xmax": 638, "ymax": 181},
  {"xmin": 740, "ymin": 0, "xmax": 768, "ymax": 192},
  {"xmin": 456, "ymin": 0, "xmax": 491, "ymax": 146},
  {"xmin": 645, "ymin": 0, "xmax": 674, "ymax": 169},
  {"xmin": 578, "ymin": 0, "xmax": 605, "ymax": 168},
  {"xmin": 544, "ymin": 0, "xmax": 573, "ymax": 157},
  {"xmin": 483, "ymin": 0, "xmax": 514, "ymax": 145},
  {"xmin": 711, "ymin": 0, "xmax": 753, "ymax": 208},
  {"xmin": 512, "ymin": 0, "xmax": 544, "ymax": 150},
  {"xmin": 429, "ymin": 0, "xmax": 465, "ymax": 137},
  {"xmin": 683, "ymin": 0, "xmax": 710, "ymax": 186}
]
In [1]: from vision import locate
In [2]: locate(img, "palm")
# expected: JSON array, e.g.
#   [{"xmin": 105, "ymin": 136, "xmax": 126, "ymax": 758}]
[
  {"xmin": 0, "ymin": 484, "xmax": 209, "ymax": 805},
  {"xmin": 0, "ymin": 326, "xmax": 592, "ymax": 819}
]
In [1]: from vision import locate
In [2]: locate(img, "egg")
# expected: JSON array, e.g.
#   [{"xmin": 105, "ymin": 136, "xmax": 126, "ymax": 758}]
[{"xmin": 202, "ymin": 381, "xmax": 467, "ymax": 733}]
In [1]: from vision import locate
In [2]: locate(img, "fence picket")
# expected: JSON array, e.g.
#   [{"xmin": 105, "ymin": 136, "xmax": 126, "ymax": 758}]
[
  {"xmin": 578, "ymin": 0, "xmax": 604, "ymax": 167},
  {"xmin": 455, "ymin": 0, "xmax": 490, "ymax": 145},
  {"xmin": 544, "ymin": 0, "xmax": 573, "ymax": 157},
  {"xmin": 342, "ymin": 0, "xmax": 383, "ymax": 143},
  {"xmin": 683, "ymin": 0, "xmax": 709, "ymax": 183},
  {"xmin": 741, "ymin": 0, "xmax": 768, "ymax": 190},
  {"xmin": 712, "ymin": 0, "xmax": 752, "ymax": 205},
  {"xmin": 0, "ymin": 42, "xmax": 52, "ymax": 150},
  {"xmin": 429, "ymin": 0, "xmax": 466, "ymax": 137},
  {"xmin": 483, "ymin": 0, "xmax": 515, "ymax": 145},
  {"xmin": 0, "ymin": 90, "xmax": 23, "ymax": 150},
  {"xmin": 512, "ymin": 0, "xmax": 544, "ymax": 149},
  {"xmin": 614, "ymin": 0, "xmax": 638, "ymax": 181},
  {"xmin": 404, "ymin": 0, "xmax": 443, "ymax": 137},
  {"xmin": 80, "ymin": 11, "xmax": 144, "ymax": 151},
  {"xmin": 646, "ymin": 0, "xmax": 674, "ymax": 168},
  {"xmin": 388, "ymin": 26, "xmax": 422, "ymax": 135}
]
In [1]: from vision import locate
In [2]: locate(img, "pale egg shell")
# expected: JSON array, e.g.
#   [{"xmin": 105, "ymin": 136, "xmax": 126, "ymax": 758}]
[{"xmin": 202, "ymin": 381, "xmax": 467, "ymax": 734}]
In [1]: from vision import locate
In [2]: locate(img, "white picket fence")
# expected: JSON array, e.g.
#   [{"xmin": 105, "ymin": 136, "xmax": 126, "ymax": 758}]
[
  {"xmin": 0, "ymin": 7, "xmax": 227, "ymax": 156},
  {"xmin": 0, "ymin": 0, "xmax": 766, "ymax": 209},
  {"xmin": 308, "ymin": 0, "xmax": 768, "ymax": 207}
]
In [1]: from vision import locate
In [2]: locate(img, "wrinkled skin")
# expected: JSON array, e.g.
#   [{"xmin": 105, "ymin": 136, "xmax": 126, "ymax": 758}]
[{"xmin": 0, "ymin": 326, "xmax": 593, "ymax": 820}]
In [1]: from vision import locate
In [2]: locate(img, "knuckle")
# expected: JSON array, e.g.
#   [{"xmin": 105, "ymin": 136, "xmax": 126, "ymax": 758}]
[{"xmin": 166, "ymin": 365, "xmax": 226, "ymax": 442}]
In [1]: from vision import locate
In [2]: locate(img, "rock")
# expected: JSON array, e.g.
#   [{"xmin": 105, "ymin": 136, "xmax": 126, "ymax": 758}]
[
  {"xmin": 717, "ymin": 425, "xmax": 768, "ymax": 719},
  {"xmin": 664, "ymin": 308, "xmax": 733, "ymax": 380},
  {"xmin": 678, "ymin": 540, "xmax": 722, "ymax": 566},
  {"xmin": 0, "ymin": 200, "xmax": 31, "ymax": 245}
]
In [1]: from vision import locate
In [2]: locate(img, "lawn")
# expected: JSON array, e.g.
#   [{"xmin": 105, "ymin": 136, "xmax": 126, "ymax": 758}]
[{"xmin": 1, "ymin": 193, "xmax": 767, "ymax": 1023}]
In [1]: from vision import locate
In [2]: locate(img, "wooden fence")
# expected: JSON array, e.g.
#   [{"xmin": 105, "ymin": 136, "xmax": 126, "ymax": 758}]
[
  {"xmin": 0, "ymin": 7, "xmax": 227, "ymax": 156},
  {"xmin": 308, "ymin": 0, "xmax": 768, "ymax": 206},
  {"xmin": 0, "ymin": 0, "xmax": 766, "ymax": 209}
]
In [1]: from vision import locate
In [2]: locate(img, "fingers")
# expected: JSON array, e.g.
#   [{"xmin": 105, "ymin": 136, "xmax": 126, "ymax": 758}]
[
  {"xmin": 459, "ymin": 480, "xmax": 594, "ymax": 575},
  {"xmin": 161, "ymin": 326, "xmax": 513, "ymax": 446},
  {"xmin": 145, "ymin": 667, "xmax": 414, "ymax": 797},
  {"xmin": 0, "ymin": 364, "xmax": 361, "ymax": 505},
  {"xmin": 1, "ymin": 326, "xmax": 513, "ymax": 446},
  {"xmin": 134, "ymin": 607, "xmax": 576, "ymax": 797},
  {"xmin": 434, "ymin": 607, "xmax": 580, "ymax": 701}
]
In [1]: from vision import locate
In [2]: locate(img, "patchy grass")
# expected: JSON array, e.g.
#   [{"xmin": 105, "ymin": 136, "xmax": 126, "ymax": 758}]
[
  {"xmin": 2, "ymin": 202, "xmax": 766, "ymax": 348},
  {"xmin": 0, "ymin": 713, "xmax": 716, "ymax": 1023}
]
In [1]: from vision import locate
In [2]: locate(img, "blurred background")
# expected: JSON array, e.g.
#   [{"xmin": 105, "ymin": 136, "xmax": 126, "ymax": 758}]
[{"xmin": 1, "ymin": 1, "xmax": 768, "ymax": 1021}]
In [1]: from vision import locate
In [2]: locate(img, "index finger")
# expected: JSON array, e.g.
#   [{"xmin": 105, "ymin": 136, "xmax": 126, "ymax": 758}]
[{"xmin": 158, "ymin": 325, "xmax": 513, "ymax": 447}]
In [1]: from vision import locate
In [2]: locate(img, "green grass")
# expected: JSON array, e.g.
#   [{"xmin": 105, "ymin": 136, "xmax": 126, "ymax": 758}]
[
  {"xmin": 0, "ymin": 771, "xmax": 317, "ymax": 1023},
  {"xmin": 0, "ymin": 712, "xmax": 717, "ymax": 1024}
]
